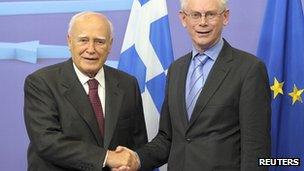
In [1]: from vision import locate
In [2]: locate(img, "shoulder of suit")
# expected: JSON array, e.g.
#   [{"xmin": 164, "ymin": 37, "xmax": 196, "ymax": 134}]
[
  {"xmin": 27, "ymin": 60, "xmax": 68, "ymax": 78},
  {"xmin": 104, "ymin": 65, "xmax": 136, "ymax": 81},
  {"xmin": 230, "ymin": 45, "xmax": 264, "ymax": 65},
  {"xmin": 24, "ymin": 60, "xmax": 70, "ymax": 89}
]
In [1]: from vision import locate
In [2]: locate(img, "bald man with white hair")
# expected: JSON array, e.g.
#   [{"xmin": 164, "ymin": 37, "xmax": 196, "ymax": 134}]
[{"xmin": 24, "ymin": 11, "xmax": 148, "ymax": 171}]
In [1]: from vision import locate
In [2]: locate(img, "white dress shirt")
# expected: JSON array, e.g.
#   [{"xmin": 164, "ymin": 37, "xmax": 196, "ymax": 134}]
[{"xmin": 73, "ymin": 63, "xmax": 106, "ymax": 115}]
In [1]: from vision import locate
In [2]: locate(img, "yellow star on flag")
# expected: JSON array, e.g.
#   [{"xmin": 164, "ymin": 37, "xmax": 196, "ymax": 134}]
[
  {"xmin": 288, "ymin": 84, "xmax": 304, "ymax": 105},
  {"xmin": 270, "ymin": 77, "xmax": 284, "ymax": 99}
]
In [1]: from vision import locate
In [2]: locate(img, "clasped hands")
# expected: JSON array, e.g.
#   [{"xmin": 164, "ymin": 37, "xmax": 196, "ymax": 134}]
[{"xmin": 106, "ymin": 146, "xmax": 140, "ymax": 171}]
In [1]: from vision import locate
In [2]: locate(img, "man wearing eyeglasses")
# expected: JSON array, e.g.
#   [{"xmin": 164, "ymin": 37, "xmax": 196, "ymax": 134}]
[{"xmin": 113, "ymin": 0, "xmax": 271, "ymax": 170}]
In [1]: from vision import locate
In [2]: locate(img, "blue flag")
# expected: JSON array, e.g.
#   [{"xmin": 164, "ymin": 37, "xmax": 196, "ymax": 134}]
[
  {"xmin": 257, "ymin": 0, "xmax": 304, "ymax": 170},
  {"xmin": 118, "ymin": 0, "xmax": 173, "ymax": 147}
]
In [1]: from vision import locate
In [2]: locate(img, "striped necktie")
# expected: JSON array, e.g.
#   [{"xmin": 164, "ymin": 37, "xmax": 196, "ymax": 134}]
[{"xmin": 186, "ymin": 54, "xmax": 209, "ymax": 120}]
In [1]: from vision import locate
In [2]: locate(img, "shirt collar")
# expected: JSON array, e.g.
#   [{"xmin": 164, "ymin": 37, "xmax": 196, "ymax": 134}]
[
  {"xmin": 73, "ymin": 63, "xmax": 105, "ymax": 89},
  {"xmin": 192, "ymin": 37, "xmax": 224, "ymax": 61}
]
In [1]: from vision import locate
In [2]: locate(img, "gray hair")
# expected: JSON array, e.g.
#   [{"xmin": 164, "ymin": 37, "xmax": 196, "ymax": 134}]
[
  {"xmin": 180, "ymin": 0, "xmax": 228, "ymax": 10},
  {"xmin": 67, "ymin": 11, "xmax": 114, "ymax": 39}
]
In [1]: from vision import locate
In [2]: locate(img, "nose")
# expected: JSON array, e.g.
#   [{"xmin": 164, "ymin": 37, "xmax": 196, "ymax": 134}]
[
  {"xmin": 86, "ymin": 41, "xmax": 95, "ymax": 54},
  {"xmin": 198, "ymin": 16, "xmax": 208, "ymax": 25}
]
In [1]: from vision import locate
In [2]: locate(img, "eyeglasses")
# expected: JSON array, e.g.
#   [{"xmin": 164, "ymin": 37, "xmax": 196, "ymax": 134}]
[{"xmin": 182, "ymin": 9, "xmax": 226, "ymax": 22}]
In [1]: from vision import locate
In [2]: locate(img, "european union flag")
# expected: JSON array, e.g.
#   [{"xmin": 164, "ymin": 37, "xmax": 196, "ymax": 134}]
[
  {"xmin": 257, "ymin": 0, "xmax": 304, "ymax": 170},
  {"xmin": 118, "ymin": 0, "xmax": 173, "ymax": 148}
]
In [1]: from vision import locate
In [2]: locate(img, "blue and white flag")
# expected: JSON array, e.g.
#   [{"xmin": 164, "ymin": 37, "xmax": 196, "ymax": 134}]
[{"xmin": 118, "ymin": 0, "xmax": 173, "ymax": 143}]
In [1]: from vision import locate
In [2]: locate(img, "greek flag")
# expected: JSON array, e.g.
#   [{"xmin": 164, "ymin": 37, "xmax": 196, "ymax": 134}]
[{"xmin": 118, "ymin": 0, "xmax": 173, "ymax": 145}]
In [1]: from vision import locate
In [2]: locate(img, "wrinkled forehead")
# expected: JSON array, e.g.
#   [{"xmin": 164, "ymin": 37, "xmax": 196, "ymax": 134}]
[{"xmin": 185, "ymin": 0, "xmax": 223, "ymax": 11}]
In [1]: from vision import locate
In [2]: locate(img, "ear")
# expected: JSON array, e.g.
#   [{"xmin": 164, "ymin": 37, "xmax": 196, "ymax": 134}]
[
  {"xmin": 67, "ymin": 34, "xmax": 72, "ymax": 49},
  {"xmin": 223, "ymin": 9, "xmax": 230, "ymax": 26},
  {"xmin": 108, "ymin": 37, "xmax": 113, "ymax": 51},
  {"xmin": 178, "ymin": 11, "xmax": 187, "ymax": 27},
  {"xmin": 105, "ymin": 37, "xmax": 113, "ymax": 56}
]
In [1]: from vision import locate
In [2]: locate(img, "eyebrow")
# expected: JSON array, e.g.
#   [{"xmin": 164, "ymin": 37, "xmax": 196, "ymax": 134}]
[
  {"xmin": 77, "ymin": 34, "xmax": 87, "ymax": 38},
  {"xmin": 77, "ymin": 34, "xmax": 106, "ymax": 40},
  {"xmin": 95, "ymin": 36, "xmax": 106, "ymax": 40}
]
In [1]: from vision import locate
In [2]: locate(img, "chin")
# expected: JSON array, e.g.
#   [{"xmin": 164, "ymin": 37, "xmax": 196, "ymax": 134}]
[{"xmin": 85, "ymin": 70, "xmax": 98, "ymax": 77}]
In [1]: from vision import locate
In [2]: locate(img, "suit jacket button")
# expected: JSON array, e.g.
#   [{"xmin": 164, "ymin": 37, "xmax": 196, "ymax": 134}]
[{"xmin": 186, "ymin": 138, "xmax": 191, "ymax": 143}]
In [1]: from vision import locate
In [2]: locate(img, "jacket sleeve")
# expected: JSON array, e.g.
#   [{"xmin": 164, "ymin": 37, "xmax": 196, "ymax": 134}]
[
  {"xmin": 239, "ymin": 61, "xmax": 271, "ymax": 171},
  {"xmin": 132, "ymin": 77, "xmax": 149, "ymax": 149}
]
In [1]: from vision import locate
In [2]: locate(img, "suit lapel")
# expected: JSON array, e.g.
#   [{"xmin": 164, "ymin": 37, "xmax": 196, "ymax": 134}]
[
  {"xmin": 187, "ymin": 41, "xmax": 234, "ymax": 130},
  {"xmin": 176, "ymin": 53, "xmax": 192, "ymax": 128},
  {"xmin": 61, "ymin": 59, "xmax": 103, "ymax": 146},
  {"xmin": 103, "ymin": 66, "xmax": 124, "ymax": 149}
]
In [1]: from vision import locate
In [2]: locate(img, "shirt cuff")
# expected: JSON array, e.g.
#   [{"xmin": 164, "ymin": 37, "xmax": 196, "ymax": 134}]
[{"xmin": 102, "ymin": 151, "xmax": 109, "ymax": 168}]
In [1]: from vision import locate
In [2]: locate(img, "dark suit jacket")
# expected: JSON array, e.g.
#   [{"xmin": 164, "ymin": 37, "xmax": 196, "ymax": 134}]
[
  {"xmin": 24, "ymin": 59, "xmax": 148, "ymax": 171},
  {"xmin": 137, "ymin": 40, "xmax": 271, "ymax": 171}
]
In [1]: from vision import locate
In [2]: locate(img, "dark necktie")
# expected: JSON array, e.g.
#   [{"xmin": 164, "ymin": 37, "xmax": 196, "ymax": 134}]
[
  {"xmin": 88, "ymin": 79, "xmax": 104, "ymax": 138},
  {"xmin": 186, "ymin": 54, "xmax": 209, "ymax": 120}
]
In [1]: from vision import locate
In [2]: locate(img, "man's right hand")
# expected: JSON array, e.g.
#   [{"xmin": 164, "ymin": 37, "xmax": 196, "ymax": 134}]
[{"xmin": 106, "ymin": 146, "xmax": 140, "ymax": 171}]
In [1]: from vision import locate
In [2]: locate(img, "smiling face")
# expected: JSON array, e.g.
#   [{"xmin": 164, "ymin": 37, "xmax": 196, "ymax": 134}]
[
  {"xmin": 179, "ymin": 0, "xmax": 229, "ymax": 52},
  {"xmin": 68, "ymin": 13, "xmax": 112, "ymax": 77}
]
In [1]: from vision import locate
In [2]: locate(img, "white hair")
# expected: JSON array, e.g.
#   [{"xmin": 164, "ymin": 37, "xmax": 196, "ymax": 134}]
[
  {"xmin": 180, "ymin": 0, "xmax": 228, "ymax": 10},
  {"xmin": 67, "ymin": 11, "xmax": 114, "ymax": 39}
]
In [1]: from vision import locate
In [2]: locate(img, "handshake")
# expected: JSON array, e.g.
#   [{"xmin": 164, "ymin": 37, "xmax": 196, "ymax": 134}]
[{"xmin": 106, "ymin": 146, "xmax": 140, "ymax": 171}]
